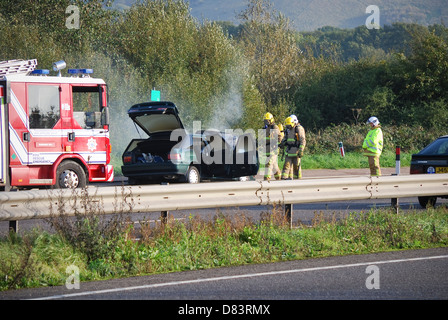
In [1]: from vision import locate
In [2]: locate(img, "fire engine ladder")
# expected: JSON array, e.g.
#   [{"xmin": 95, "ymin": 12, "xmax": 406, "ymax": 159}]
[{"xmin": 0, "ymin": 59, "xmax": 37, "ymax": 77}]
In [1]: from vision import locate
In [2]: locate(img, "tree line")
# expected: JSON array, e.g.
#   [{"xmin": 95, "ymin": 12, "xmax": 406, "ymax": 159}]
[{"xmin": 0, "ymin": 0, "xmax": 446, "ymax": 154}]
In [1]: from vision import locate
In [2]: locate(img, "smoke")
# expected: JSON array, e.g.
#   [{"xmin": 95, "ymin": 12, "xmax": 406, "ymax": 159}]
[
  {"xmin": 100, "ymin": 55, "xmax": 149, "ymax": 161},
  {"xmin": 105, "ymin": 58, "xmax": 248, "ymax": 172},
  {"xmin": 208, "ymin": 71, "xmax": 244, "ymax": 131}
]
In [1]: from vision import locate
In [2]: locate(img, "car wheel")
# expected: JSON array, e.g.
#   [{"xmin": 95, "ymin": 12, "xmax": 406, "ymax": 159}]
[
  {"xmin": 186, "ymin": 166, "xmax": 200, "ymax": 184},
  {"xmin": 55, "ymin": 161, "xmax": 87, "ymax": 189},
  {"xmin": 418, "ymin": 196, "xmax": 437, "ymax": 208}
]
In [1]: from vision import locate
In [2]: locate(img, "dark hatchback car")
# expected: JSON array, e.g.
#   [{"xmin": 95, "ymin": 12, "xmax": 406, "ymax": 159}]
[
  {"xmin": 410, "ymin": 135, "xmax": 448, "ymax": 207},
  {"xmin": 121, "ymin": 101, "xmax": 259, "ymax": 184}
]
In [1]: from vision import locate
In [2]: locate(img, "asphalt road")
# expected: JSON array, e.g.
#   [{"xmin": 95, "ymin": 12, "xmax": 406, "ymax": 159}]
[{"xmin": 1, "ymin": 247, "xmax": 447, "ymax": 302}]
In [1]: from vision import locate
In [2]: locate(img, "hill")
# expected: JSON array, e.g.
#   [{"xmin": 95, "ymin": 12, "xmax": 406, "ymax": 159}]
[{"xmin": 113, "ymin": 0, "xmax": 448, "ymax": 31}]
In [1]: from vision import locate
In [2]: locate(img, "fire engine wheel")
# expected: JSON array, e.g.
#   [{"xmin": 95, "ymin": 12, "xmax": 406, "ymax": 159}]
[
  {"xmin": 186, "ymin": 166, "xmax": 200, "ymax": 184},
  {"xmin": 55, "ymin": 161, "xmax": 87, "ymax": 189}
]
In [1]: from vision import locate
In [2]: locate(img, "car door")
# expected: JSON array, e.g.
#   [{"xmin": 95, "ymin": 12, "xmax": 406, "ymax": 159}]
[
  {"xmin": 230, "ymin": 133, "xmax": 259, "ymax": 178},
  {"xmin": 201, "ymin": 132, "xmax": 228, "ymax": 177}
]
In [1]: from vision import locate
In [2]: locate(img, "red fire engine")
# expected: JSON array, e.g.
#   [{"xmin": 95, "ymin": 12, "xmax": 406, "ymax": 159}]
[{"xmin": 0, "ymin": 59, "xmax": 114, "ymax": 190}]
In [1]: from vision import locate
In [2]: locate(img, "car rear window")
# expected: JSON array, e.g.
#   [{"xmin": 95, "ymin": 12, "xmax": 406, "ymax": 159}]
[{"xmin": 418, "ymin": 138, "xmax": 448, "ymax": 155}]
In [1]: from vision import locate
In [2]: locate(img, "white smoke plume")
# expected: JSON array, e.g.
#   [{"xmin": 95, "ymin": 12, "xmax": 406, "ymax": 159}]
[{"xmin": 208, "ymin": 72, "xmax": 244, "ymax": 131}]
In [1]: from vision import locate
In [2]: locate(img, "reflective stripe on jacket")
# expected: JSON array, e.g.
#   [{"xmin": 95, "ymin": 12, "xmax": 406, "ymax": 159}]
[
  {"xmin": 264, "ymin": 124, "xmax": 281, "ymax": 156},
  {"xmin": 362, "ymin": 127, "xmax": 383, "ymax": 156}
]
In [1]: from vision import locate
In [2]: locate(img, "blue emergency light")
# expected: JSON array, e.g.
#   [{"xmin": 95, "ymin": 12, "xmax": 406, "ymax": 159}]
[
  {"xmin": 68, "ymin": 68, "xmax": 94, "ymax": 75},
  {"xmin": 31, "ymin": 69, "xmax": 50, "ymax": 75}
]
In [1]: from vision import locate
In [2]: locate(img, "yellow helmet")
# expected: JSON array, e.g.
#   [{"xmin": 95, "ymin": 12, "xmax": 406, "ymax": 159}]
[
  {"xmin": 284, "ymin": 116, "xmax": 294, "ymax": 127},
  {"xmin": 264, "ymin": 112, "xmax": 274, "ymax": 122}
]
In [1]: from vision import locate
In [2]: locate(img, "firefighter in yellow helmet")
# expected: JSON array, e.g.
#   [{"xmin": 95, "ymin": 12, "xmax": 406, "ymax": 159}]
[
  {"xmin": 262, "ymin": 112, "xmax": 282, "ymax": 180},
  {"xmin": 280, "ymin": 116, "xmax": 306, "ymax": 179}
]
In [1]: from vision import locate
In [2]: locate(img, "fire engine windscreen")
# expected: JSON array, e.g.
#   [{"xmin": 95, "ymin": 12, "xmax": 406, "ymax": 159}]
[{"xmin": 72, "ymin": 86, "xmax": 106, "ymax": 129}]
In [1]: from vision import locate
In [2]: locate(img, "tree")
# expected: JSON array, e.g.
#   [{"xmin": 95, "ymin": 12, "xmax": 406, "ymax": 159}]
[
  {"xmin": 237, "ymin": 0, "xmax": 302, "ymax": 110},
  {"xmin": 0, "ymin": 0, "xmax": 115, "ymax": 54},
  {"xmin": 394, "ymin": 27, "xmax": 448, "ymax": 129},
  {"xmin": 115, "ymin": 0, "xmax": 251, "ymax": 127}
]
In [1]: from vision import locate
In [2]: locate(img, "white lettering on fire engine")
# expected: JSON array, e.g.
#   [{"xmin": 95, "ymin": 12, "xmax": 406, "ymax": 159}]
[
  {"xmin": 32, "ymin": 154, "xmax": 51, "ymax": 164},
  {"xmin": 87, "ymin": 138, "xmax": 97, "ymax": 152},
  {"xmin": 62, "ymin": 103, "xmax": 71, "ymax": 111}
]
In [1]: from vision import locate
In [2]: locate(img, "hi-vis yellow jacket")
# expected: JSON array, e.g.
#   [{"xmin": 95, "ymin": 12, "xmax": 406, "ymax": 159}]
[{"xmin": 362, "ymin": 127, "xmax": 383, "ymax": 156}]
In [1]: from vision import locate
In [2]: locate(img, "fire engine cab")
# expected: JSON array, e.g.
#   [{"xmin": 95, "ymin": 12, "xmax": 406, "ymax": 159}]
[{"xmin": 0, "ymin": 59, "xmax": 114, "ymax": 190}]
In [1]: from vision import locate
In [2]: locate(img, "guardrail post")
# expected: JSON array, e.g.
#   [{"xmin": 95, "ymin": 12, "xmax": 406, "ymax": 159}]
[
  {"xmin": 285, "ymin": 204, "xmax": 293, "ymax": 228},
  {"xmin": 4, "ymin": 180, "xmax": 16, "ymax": 232},
  {"xmin": 161, "ymin": 211, "xmax": 168, "ymax": 225},
  {"xmin": 391, "ymin": 146, "xmax": 400, "ymax": 214},
  {"xmin": 391, "ymin": 174, "xmax": 399, "ymax": 214},
  {"xmin": 9, "ymin": 221, "xmax": 18, "ymax": 233},
  {"xmin": 391, "ymin": 198, "xmax": 399, "ymax": 214},
  {"xmin": 160, "ymin": 182, "xmax": 169, "ymax": 225}
]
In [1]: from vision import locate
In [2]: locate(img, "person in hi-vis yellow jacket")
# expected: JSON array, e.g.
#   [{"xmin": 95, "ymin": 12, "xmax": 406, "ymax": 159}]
[{"xmin": 363, "ymin": 116, "xmax": 383, "ymax": 176}]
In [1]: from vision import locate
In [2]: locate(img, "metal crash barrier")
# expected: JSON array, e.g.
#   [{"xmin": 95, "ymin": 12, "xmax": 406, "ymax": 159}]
[{"xmin": 1, "ymin": 174, "xmax": 448, "ymax": 231}]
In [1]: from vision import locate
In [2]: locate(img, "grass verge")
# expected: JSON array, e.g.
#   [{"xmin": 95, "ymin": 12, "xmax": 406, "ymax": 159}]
[
  {"xmin": 1, "ymin": 204, "xmax": 447, "ymax": 291},
  {"xmin": 256, "ymin": 149, "xmax": 414, "ymax": 172},
  {"xmin": 302, "ymin": 150, "xmax": 413, "ymax": 170}
]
